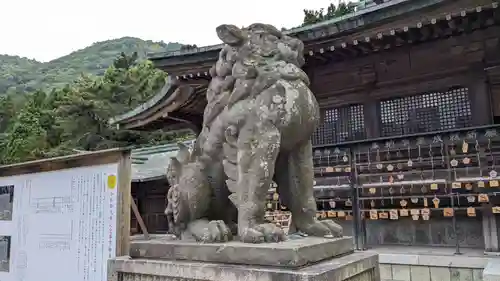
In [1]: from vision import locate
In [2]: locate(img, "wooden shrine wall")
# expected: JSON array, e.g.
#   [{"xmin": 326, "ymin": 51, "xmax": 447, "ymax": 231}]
[
  {"xmin": 309, "ymin": 25, "xmax": 500, "ymax": 145},
  {"xmin": 300, "ymin": 25, "xmax": 500, "ymax": 250},
  {"xmin": 131, "ymin": 180, "xmax": 169, "ymax": 234},
  {"xmin": 127, "ymin": 24, "xmax": 500, "ymax": 245}
]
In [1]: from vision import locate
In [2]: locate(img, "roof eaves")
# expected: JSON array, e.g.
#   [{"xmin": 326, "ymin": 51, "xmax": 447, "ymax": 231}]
[
  {"xmin": 108, "ymin": 76, "xmax": 180, "ymax": 125},
  {"xmin": 132, "ymin": 175, "xmax": 166, "ymax": 183},
  {"xmin": 131, "ymin": 140, "xmax": 195, "ymax": 155},
  {"xmin": 130, "ymin": 140, "xmax": 195, "ymax": 182},
  {"xmin": 149, "ymin": 43, "xmax": 224, "ymax": 61},
  {"xmin": 147, "ymin": 0, "xmax": 442, "ymax": 61}
]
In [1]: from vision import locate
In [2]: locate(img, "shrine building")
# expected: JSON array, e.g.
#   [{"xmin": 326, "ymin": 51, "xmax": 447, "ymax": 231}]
[{"xmin": 114, "ymin": 0, "xmax": 500, "ymax": 279}]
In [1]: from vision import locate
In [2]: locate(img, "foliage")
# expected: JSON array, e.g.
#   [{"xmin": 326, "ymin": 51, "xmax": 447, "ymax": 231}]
[
  {"xmin": 0, "ymin": 53, "xmax": 184, "ymax": 164},
  {"xmin": 0, "ymin": 3, "xmax": 356, "ymax": 165},
  {"xmin": 302, "ymin": 1, "xmax": 357, "ymax": 26},
  {"xmin": 0, "ymin": 37, "xmax": 182, "ymax": 95},
  {"xmin": 1, "ymin": 95, "xmax": 48, "ymax": 163}
]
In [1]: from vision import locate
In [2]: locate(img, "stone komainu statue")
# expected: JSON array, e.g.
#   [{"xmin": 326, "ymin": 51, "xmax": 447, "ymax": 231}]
[{"xmin": 165, "ymin": 23, "xmax": 343, "ymax": 243}]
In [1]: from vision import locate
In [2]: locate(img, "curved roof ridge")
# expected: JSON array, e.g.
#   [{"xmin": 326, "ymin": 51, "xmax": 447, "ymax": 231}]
[{"xmin": 109, "ymin": 76, "xmax": 180, "ymax": 126}]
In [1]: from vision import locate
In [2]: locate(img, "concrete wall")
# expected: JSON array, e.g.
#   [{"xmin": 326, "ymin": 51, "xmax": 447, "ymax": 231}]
[
  {"xmin": 375, "ymin": 251, "xmax": 489, "ymax": 281},
  {"xmin": 365, "ymin": 217, "xmax": 484, "ymax": 248},
  {"xmin": 380, "ymin": 263, "xmax": 484, "ymax": 281}
]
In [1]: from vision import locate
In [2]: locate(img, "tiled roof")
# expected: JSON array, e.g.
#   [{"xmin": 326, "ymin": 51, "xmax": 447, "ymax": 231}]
[
  {"xmin": 131, "ymin": 140, "xmax": 195, "ymax": 182},
  {"xmin": 147, "ymin": 0, "xmax": 439, "ymax": 60}
]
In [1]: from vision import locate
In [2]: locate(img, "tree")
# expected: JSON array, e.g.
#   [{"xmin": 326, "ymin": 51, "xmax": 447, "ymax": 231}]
[
  {"xmin": 0, "ymin": 52, "xmax": 183, "ymax": 164},
  {"xmin": 0, "ymin": 97, "xmax": 48, "ymax": 164},
  {"xmin": 49, "ymin": 54, "xmax": 174, "ymax": 153},
  {"xmin": 0, "ymin": 95, "xmax": 15, "ymax": 132},
  {"xmin": 0, "ymin": 38, "xmax": 183, "ymax": 96},
  {"xmin": 113, "ymin": 52, "xmax": 138, "ymax": 69},
  {"xmin": 180, "ymin": 44, "xmax": 198, "ymax": 51},
  {"xmin": 302, "ymin": 1, "xmax": 357, "ymax": 26},
  {"xmin": 4, "ymin": 2, "xmax": 360, "ymax": 164}
]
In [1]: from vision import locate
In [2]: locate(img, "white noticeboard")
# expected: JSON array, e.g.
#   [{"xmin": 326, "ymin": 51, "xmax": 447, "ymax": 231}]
[{"xmin": 0, "ymin": 149, "xmax": 131, "ymax": 281}]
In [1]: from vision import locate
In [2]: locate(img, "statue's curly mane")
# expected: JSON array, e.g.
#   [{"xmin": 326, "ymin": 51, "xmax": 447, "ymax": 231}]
[
  {"xmin": 166, "ymin": 22, "xmax": 318, "ymax": 232},
  {"xmin": 201, "ymin": 24, "xmax": 307, "ymax": 130},
  {"xmin": 165, "ymin": 23, "xmax": 340, "ymax": 243}
]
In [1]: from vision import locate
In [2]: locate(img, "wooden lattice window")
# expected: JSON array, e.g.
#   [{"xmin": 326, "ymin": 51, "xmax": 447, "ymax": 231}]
[
  {"xmin": 312, "ymin": 104, "xmax": 365, "ymax": 145},
  {"xmin": 379, "ymin": 87, "xmax": 472, "ymax": 137}
]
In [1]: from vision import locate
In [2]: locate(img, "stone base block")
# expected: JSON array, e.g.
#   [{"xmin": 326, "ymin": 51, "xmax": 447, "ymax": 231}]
[
  {"xmin": 108, "ymin": 251, "xmax": 380, "ymax": 281},
  {"xmin": 484, "ymin": 258, "xmax": 500, "ymax": 281},
  {"xmin": 130, "ymin": 236, "xmax": 354, "ymax": 268}
]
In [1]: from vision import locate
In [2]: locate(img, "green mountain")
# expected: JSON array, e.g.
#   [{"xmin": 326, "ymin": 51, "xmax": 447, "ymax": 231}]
[{"xmin": 0, "ymin": 37, "xmax": 183, "ymax": 95}]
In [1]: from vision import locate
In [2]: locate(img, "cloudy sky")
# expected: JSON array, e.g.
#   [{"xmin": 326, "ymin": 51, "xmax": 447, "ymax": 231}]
[{"xmin": 1, "ymin": 0, "xmax": 340, "ymax": 62}]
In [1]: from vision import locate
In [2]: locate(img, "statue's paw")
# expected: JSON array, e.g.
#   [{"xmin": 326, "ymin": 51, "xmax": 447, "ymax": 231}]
[
  {"xmin": 191, "ymin": 220, "xmax": 233, "ymax": 243},
  {"xmin": 299, "ymin": 219, "xmax": 343, "ymax": 238},
  {"xmin": 239, "ymin": 223, "xmax": 287, "ymax": 243}
]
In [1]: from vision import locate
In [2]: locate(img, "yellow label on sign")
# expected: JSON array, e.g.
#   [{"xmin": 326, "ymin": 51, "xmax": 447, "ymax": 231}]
[{"xmin": 107, "ymin": 175, "xmax": 117, "ymax": 189}]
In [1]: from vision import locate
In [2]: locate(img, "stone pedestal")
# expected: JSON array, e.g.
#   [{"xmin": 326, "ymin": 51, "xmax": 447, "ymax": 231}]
[
  {"xmin": 108, "ymin": 236, "xmax": 380, "ymax": 281},
  {"xmin": 484, "ymin": 259, "xmax": 500, "ymax": 281}
]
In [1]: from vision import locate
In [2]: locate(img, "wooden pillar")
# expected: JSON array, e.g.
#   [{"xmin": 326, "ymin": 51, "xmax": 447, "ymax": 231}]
[
  {"xmin": 491, "ymin": 84, "xmax": 500, "ymax": 119},
  {"xmin": 467, "ymin": 72, "xmax": 491, "ymax": 125},
  {"xmin": 363, "ymin": 95, "xmax": 381, "ymax": 139},
  {"xmin": 136, "ymin": 182, "xmax": 149, "ymax": 232},
  {"xmin": 483, "ymin": 208, "xmax": 499, "ymax": 253},
  {"xmin": 495, "ymin": 216, "xmax": 500, "ymax": 252},
  {"xmin": 485, "ymin": 65, "xmax": 500, "ymax": 120}
]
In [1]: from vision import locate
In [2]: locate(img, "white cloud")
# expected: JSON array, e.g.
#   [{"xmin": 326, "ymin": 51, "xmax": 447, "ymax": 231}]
[{"xmin": 0, "ymin": 0, "xmax": 339, "ymax": 62}]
